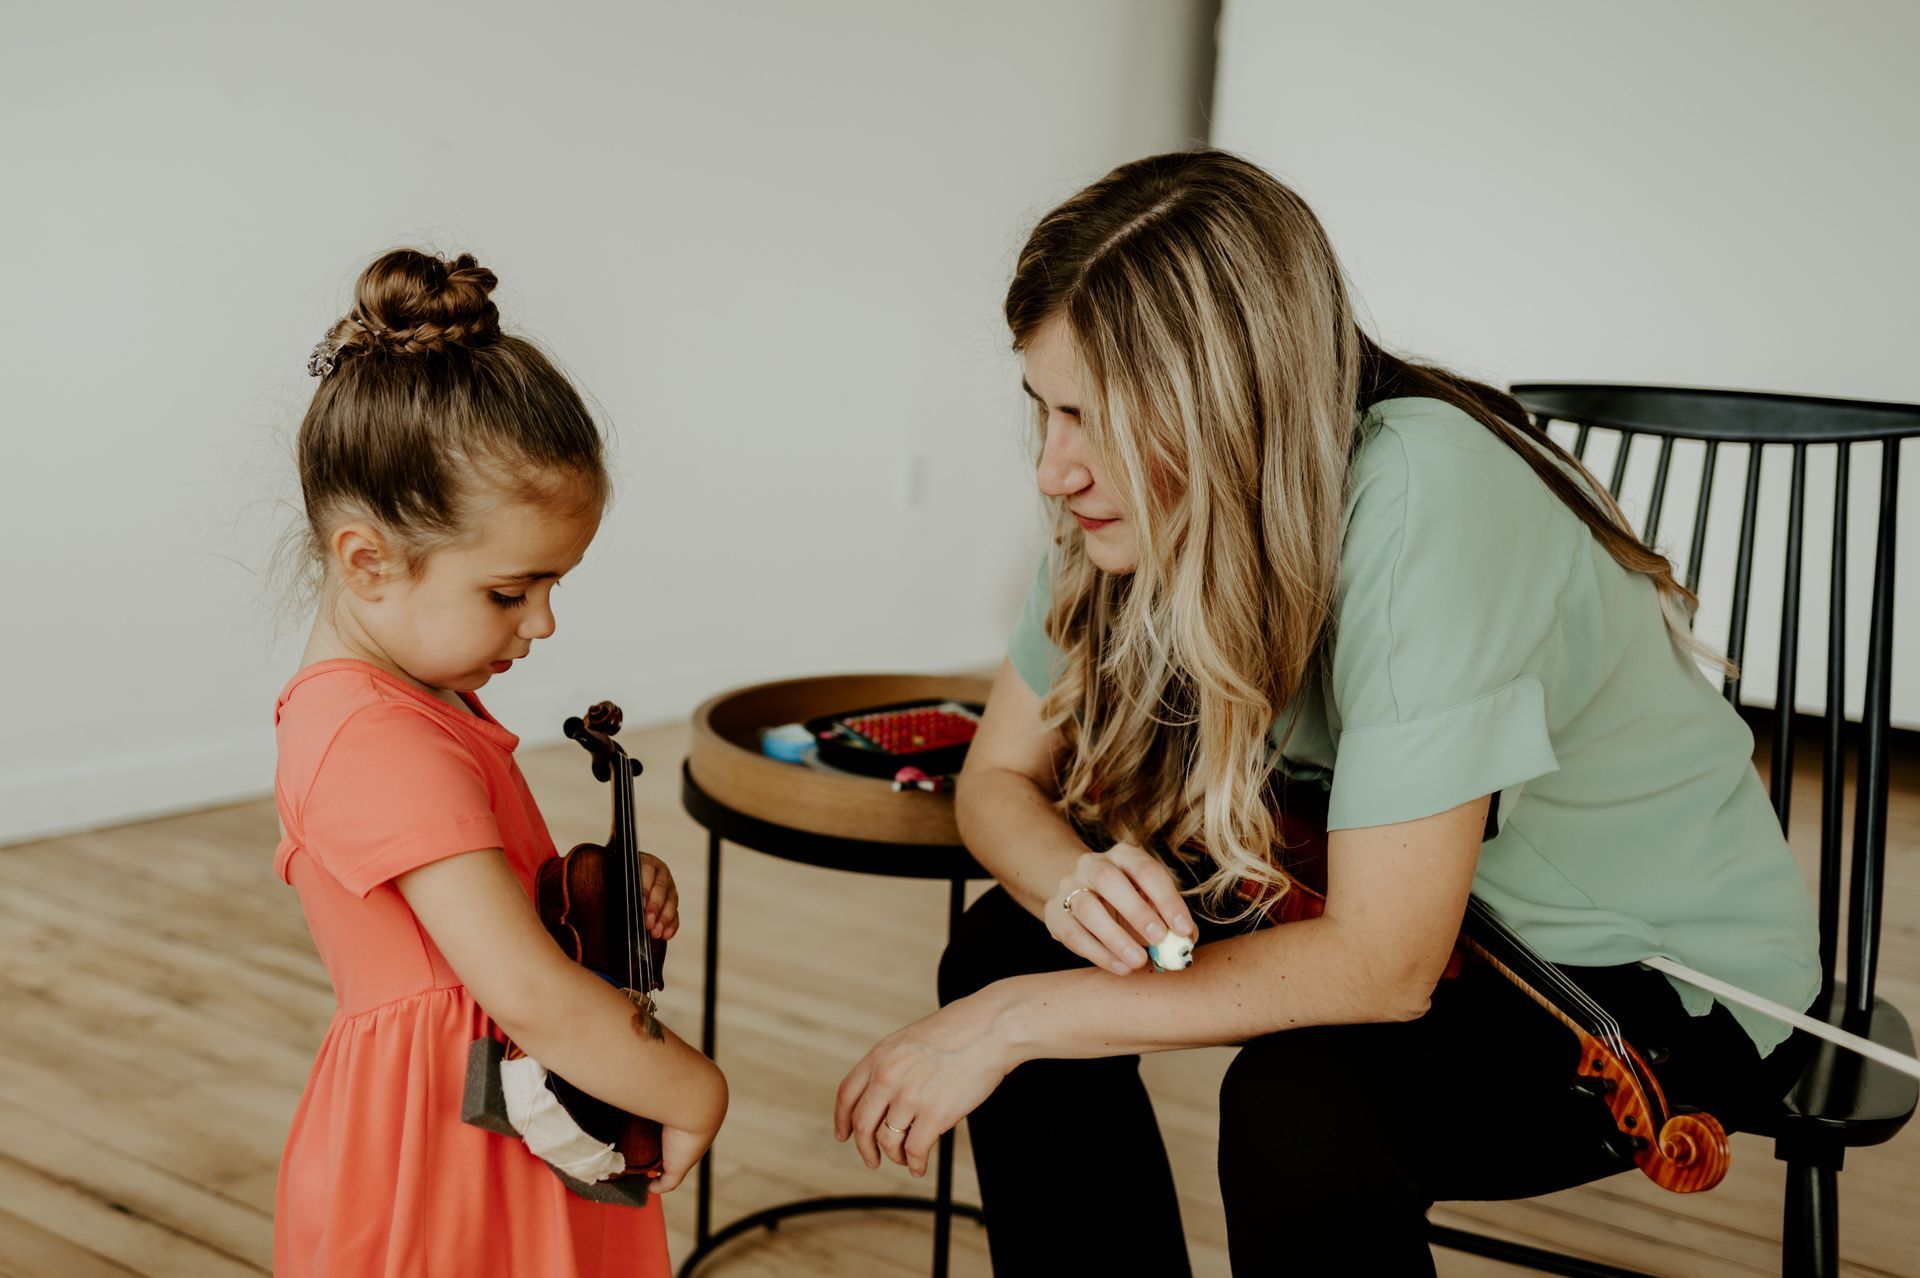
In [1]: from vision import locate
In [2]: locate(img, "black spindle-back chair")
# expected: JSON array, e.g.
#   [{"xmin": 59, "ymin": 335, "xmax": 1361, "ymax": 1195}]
[{"xmin": 1424, "ymin": 384, "xmax": 1918, "ymax": 1278}]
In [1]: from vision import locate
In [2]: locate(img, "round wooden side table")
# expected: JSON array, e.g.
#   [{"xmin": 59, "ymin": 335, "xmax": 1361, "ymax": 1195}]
[{"xmin": 676, "ymin": 673, "xmax": 994, "ymax": 1278}]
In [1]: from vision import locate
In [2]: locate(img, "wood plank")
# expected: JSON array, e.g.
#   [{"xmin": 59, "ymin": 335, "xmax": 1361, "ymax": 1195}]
[
  {"xmin": 0, "ymin": 1101, "xmax": 271, "ymax": 1270},
  {"xmin": 664, "ymin": 1166, "xmax": 992, "ymax": 1277},
  {"xmin": 0, "ymin": 1152, "xmax": 264, "ymax": 1277},
  {"xmin": 0, "ymin": 1209, "xmax": 142, "ymax": 1278}
]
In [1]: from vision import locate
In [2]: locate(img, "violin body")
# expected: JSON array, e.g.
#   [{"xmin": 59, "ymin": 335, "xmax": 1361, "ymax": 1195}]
[
  {"xmin": 1234, "ymin": 782, "xmax": 1730, "ymax": 1193},
  {"xmin": 535, "ymin": 837, "xmax": 669, "ymax": 1179}
]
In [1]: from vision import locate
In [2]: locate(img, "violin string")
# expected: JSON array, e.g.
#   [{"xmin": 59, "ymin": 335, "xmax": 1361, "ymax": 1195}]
[
  {"xmin": 1466, "ymin": 898, "xmax": 1675, "ymax": 1131},
  {"xmin": 1531, "ymin": 940, "xmax": 1628, "ymax": 1063},
  {"xmin": 612, "ymin": 740, "xmax": 632, "ymax": 991},
  {"xmin": 618, "ymin": 746, "xmax": 641, "ymax": 994},
  {"xmin": 1469, "ymin": 899, "xmax": 1629, "ymax": 1061},
  {"xmin": 632, "ymin": 754, "xmax": 650, "ymax": 992},
  {"xmin": 630, "ymin": 755, "xmax": 651, "ymax": 993},
  {"xmin": 1471, "ymin": 900, "xmax": 1610, "ymax": 1045},
  {"xmin": 1475, "ymin": 904, "xmax": 1675, "ymax": 1136}
]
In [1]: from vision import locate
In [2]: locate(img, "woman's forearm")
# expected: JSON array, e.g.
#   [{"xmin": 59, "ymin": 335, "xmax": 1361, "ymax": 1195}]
[
  {"xmin": 954, "ymin": 764, "xmax": 1092, "ymax": 918},
  {"xmin": 972, "ymin": 916, "xmax": 1432, "ymax": 1065}
]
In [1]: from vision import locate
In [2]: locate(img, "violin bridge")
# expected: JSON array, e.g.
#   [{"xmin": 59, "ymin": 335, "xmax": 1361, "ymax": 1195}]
[{"xmin": 622, "ymin": 987, "xmax": 664, "ymax": 1040}]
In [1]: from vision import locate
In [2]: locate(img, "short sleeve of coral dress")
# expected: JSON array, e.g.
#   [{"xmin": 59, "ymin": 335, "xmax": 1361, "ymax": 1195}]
[{"xmin": 271, "ymin": 659, "xmax": 669, "ymax": 1278}]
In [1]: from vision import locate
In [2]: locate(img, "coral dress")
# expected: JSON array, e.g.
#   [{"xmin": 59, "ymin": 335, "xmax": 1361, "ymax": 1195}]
[{"xmin": 272, "ymin": 659, "xmax": 670, "ymax": 1277}]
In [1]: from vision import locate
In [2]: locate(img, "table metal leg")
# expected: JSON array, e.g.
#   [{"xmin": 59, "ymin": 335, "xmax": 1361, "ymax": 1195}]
[
  {"xmin": 675, "ymin": 854, "xmax": 983, "ymax": 1278},
  {"xmin": 696, "ymin": 832, "xmax": 722, "ymax": 1248},
  {"xmin": 930, "ymin": 875, "xmax": 967, "ymax": 1277}
]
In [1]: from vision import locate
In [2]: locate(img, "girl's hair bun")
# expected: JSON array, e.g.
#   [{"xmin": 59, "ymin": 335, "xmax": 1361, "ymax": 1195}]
[
  {"xmin": 297, "ymin": 245, "xmax": 606, "ymax": 583},
  {"xmin": 336, "ymin": 249, "xmax": 502, "ymax": 358}
]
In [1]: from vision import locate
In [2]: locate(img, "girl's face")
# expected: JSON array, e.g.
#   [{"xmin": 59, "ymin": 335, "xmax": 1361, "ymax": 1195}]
[
  {"xmin": 336, "ymin": 493, "xmax": 601, "ymax": 698},
  {"xmin": 1023, "ymin": 314, "xmax": 1139, "ymax": 575}
]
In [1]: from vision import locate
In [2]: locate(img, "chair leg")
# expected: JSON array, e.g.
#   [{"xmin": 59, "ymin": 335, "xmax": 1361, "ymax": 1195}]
[{"xmin": 1782, "ymin": 1160, "xmax": 1839, "ymax": 1278}]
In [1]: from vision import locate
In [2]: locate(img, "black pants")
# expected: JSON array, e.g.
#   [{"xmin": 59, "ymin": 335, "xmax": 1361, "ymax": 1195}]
[{"xmin": 938, "ymin": 886, "xmax": 1809, "ymax": 1277}]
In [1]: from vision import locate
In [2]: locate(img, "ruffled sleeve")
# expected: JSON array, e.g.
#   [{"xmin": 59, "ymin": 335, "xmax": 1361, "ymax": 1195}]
[
  {"xmin": 1325, "ymin": 402, "xmax": 1573, "ymax": 830},
  {"xmin": 1007, "ymin": 553, "xmax": 1058, "ymax": 697}
]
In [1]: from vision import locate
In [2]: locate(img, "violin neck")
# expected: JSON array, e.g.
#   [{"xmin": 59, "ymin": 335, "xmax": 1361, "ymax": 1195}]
[
  {"xmin": 606, "ymin": 748, "xmax": 639, "ymax": 859},
  {"xmin": 1460, "ymin": 897, "xmax": 1606, "ymax": 1042}
]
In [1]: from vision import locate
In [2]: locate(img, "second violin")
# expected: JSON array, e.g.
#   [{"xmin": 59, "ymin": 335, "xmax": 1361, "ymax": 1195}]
[{"xmin": 1232, "ymin": 784, "xmax": 1730, "ymax": 1194}]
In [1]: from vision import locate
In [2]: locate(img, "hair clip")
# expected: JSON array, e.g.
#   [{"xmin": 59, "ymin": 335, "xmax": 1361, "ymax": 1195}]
[{"xmin": 307, "ymin": 337, "xmax": 340, "ymax": 378}]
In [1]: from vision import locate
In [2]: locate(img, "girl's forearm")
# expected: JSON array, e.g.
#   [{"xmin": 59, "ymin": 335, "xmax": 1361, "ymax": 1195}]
[
  {"xmin": 498, "ymin": 970, "xmax": 728, "ymax": 1135},
  {"xmin": 954, "ymin": 765, "xmax": 1093, "ymax": 918},
  {"xmin": 974, "ymin": 916, "xmax": 1431, "ymax": 1065}
]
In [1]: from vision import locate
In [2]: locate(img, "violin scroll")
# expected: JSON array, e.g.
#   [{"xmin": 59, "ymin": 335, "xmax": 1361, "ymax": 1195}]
[
  {"xmin": 566, "ymin": 703, "xmax": 641, "ymax": 784},
  {"xmin": 1573, "ymin": 1033, "xmax": 1730, "ymax": 1192},
  {"xmin": 1652, "ymin": 1112, "xmax": 1731, "ymax": 1188}
]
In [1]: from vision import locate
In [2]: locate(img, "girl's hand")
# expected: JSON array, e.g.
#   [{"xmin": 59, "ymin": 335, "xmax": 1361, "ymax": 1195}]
[
  {"xmin": 835, "ymin": 996, "xmax": 1013, "ymax": 1178},
  {"xmin": 1045, "ymin": 843, "xmax": 1195, "ymax": 975},
  {"xmin": 639, "ymin": 852, "xmax": 679, "ymax": 940},
  {"xmin": 653, "ymin": 1121, "xmax": 715, "ymax": 1194}
]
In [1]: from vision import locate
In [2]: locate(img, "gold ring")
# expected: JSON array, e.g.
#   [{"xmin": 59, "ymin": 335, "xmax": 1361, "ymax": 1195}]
[
  {"xmin": 883, "ymin": 1120, "xmax": 907, "ymax": 1135},
  {"xmin": 1061, "ymin": 886, "xmax": 1094, "ymax": 916}
]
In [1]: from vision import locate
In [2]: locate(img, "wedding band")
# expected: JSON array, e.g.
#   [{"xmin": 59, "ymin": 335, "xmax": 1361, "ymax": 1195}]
[
  {"xmin": 883, "ymin": 1120, "xmax": 907, "ymax": 1135},
  {"xmin": 1061, "ymin": 886, "xmax": 1094, "ymax": 916}
]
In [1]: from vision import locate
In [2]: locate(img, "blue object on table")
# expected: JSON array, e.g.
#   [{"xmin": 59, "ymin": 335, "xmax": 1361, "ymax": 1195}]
[{"xmin": 759, "ymin": 722, "xmax": 816, "ymax": 764}]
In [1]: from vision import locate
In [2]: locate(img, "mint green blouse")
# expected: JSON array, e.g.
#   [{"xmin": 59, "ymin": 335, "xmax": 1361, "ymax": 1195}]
[{"xmin": 1008, "ymin": 396, "xmax": 1820, "ymax": 1054}]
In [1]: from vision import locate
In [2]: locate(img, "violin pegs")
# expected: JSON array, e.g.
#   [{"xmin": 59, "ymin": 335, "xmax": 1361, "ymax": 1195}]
[
  {"xmin": 1570, "ymin": 1075, "xmax": 1616, "ymax": 1101},
  {"xmin": 1600, "ymin": 1131, "xmax": 1642, "ymax": 1165}
]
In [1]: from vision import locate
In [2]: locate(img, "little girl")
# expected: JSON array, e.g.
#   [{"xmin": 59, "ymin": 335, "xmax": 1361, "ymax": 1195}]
[{"xmin": 273, "ymin": 248, "xmax": 726, "ymax": 1276}]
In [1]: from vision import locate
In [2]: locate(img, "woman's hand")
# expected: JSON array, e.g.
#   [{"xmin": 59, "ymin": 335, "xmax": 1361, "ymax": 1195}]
[
  {"xmin": 835, "ymin": 995, "xmax": 1014, "ymax": 1177},
  {"xmin": 1045, "ymin": 843, "xmax": 1195, "ymax": 975},
  {"xmin": 639, "ymin": 852, "xmax": 679, "ymax": 940}
]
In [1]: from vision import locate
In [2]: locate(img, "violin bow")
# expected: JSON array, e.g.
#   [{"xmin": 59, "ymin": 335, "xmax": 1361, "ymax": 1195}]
[{"xmin": 1641, "ymin": 956, "xmax": 1920, "ymax": 1082}]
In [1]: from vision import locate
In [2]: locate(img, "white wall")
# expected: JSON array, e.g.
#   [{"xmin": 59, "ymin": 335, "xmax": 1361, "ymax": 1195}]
[
  {"xmin": 0, "ymin": 0, "xmax": 1216, "ymax": 845},
  {"xmin": 1214, "ymin": 0, "xmax": 1920, "ymax": 726}
]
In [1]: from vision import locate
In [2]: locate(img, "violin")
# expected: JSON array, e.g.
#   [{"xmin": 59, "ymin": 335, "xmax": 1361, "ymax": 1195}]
[
  {"xmin": 1239, "ymin": 784, "xmax": 1731, "ymax": 1193},
  {"xmin": 513, "ymin": 701, "xmax": 670, "ymax": 1182}
]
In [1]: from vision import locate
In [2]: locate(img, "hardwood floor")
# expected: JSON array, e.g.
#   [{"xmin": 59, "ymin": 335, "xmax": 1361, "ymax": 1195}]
[{"xmin": 0, "ymin": 720, "xmax": 1912, "ymax": 1276}]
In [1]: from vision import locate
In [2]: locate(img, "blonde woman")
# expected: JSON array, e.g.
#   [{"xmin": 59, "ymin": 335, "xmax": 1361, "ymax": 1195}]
[{"xmin": 834, "ymin": 150, "xmax": 1819, "ymax": 1276}]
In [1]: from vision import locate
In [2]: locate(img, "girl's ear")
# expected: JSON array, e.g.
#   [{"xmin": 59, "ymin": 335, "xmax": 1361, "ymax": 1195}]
[{"xmin": 332, "ymin": 522, "xmax": 395, "ymax": 601}]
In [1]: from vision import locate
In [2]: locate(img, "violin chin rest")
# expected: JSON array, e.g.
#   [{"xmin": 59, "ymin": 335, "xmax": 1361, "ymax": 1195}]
[{"xmin": 460, "ymin": 1037, "xmax": 655, "ymax": 1209}]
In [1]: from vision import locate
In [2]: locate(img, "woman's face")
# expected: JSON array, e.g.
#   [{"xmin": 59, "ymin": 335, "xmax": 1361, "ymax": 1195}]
[{"xmin": 1023, "ymin": 315, "xmax": 1139, "ymax": 575}]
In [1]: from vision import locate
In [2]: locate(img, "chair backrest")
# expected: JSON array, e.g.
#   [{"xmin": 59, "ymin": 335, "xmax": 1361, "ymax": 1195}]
[{"xmin": 1509, "ymin": 384, "xmax": 1920, "ymax": 1022}]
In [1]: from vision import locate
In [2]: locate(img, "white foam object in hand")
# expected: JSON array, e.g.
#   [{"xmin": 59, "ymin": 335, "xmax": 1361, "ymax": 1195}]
[
  {"xmin": 1147, "ymin": 930, "xmax": 1195, "ymax": 972},
  {"xmin": 499, "ymin": 1053, "xmax": 627, "ymax": 1182}
]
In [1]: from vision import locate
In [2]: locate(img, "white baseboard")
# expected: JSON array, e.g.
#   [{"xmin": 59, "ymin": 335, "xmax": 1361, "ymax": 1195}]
[
  {"xmin": 0, "ymin": 674, "xmax": 641, "ymax": 849},
  {"xmin": 0, "ymin": 732, "xmax": 278, "ymax": 848}
]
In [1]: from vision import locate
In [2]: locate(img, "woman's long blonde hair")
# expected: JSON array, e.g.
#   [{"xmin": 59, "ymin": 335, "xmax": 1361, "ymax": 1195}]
[{"xmin": 1006, "ymin": 149, "xmax": 1719, "ymax": 915}]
